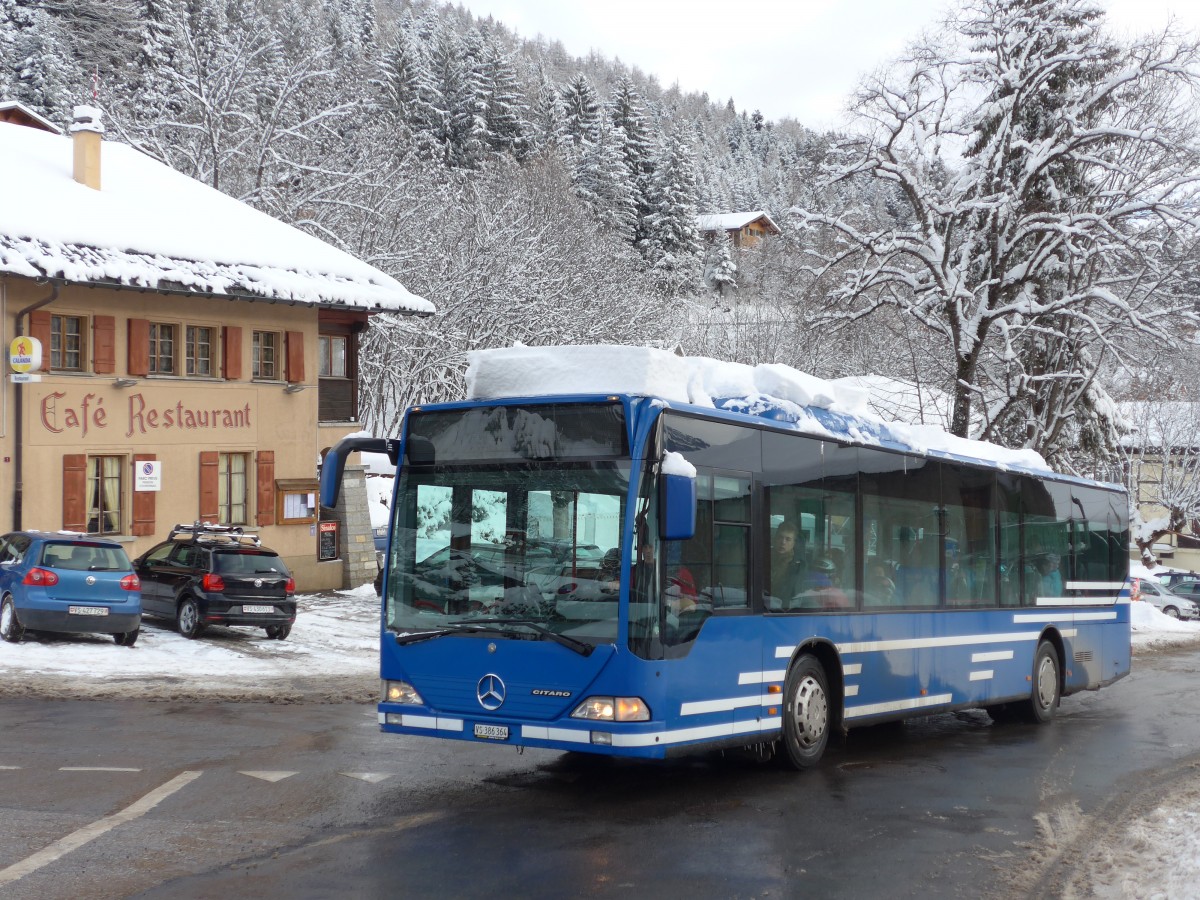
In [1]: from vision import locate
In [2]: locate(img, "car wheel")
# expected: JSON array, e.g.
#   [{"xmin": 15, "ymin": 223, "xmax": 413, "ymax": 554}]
[
  {"xmin": 779, "ymin": 653, "xmax": 831, "ymax": 770},
  {"xmin": 0, "ymin": 595, "xmax": 24, "ymax": 643},
  {"xmin": 264, "ymin": 623, "xmax": 292, "ymax": 640},
  {"xmin": 1164, "ymin": 606, "xmax": 1180, "ymax": 619},
  {"xmin": 176, "ymin": 598, "xmax": 205, "ymax": 639},
  {"xmin": 114, "ymin": 627, "xmax": 139, "ymax": 647}
]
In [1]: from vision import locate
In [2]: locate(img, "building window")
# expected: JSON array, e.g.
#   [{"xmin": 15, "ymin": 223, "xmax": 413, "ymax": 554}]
[
  {"xmin": 253, "ymin": 331, "xmax": 278, "ymax": 380},
  {"xmin": 50, "ymin": 314, "xmax": 85, "ymax": 371},
  {"xmin": 319, "ymin": 335, "xmax": 347, "ymax": 378},
  {"xmin": 87, "ymin": 456, "xmax": 123, "ymax": 535},
  {"xmin": 186, "ymin": 326, "xmax": 214, "ymax": 376},
  {"xmin": 219, "ymin": 453, "xmax": 249, "ymax": 525},
  {"xmin": 276, "ymin": 479, "xmax": 319, "ymax": 525},
  {"xmin": 149, "ymin": 323, "xmax": 176, "ymax": 374}
]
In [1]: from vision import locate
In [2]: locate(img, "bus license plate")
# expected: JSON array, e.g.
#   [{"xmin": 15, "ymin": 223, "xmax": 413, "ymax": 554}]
[
  {"xmin": 69, "ymin": 606, "xmax": 109, "ymax": 616},
  {"xmin": 474, "ymin": 723, "xmax": 509, "ymax": 741},
  {"xmin": 243, "ymin": 605, "xmax": 274, "ymax": 614}
]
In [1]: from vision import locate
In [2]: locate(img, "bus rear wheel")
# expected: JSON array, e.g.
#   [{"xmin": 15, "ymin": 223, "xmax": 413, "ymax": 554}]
[
  {"xmin": 780, "ymin": 654, "xmax": 830, "ymax": 770},
  {"xmin": 1023, "ymin": 641, "xmax": 1061, "ymax": 724}
]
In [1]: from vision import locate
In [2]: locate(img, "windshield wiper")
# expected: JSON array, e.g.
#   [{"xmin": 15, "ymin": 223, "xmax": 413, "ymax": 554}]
[
  {"xmin": 393, "ymin": 623, "xmax": 493, "ymax": 645},
  {"xmin": 465, "ymin": 618, "xmax": 594, "ymax": 656}
]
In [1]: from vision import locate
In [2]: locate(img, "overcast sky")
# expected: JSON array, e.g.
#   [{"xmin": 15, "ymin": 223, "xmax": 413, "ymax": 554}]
[{"xmin": 452, "ymin": 0, "xmax": 1200, "ymax": 128}]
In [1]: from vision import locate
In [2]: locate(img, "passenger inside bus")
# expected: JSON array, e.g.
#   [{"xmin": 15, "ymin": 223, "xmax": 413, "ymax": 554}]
[
  {"xmin": 865, "ymin": 560, "xmax": 897, "ymax": 604},
  {"xmin": 769, "ymin": 520, "xmax": 807, "ymax": 605},
  {"xmin": 799, "ymin": 556, "xmax": 851, "ymax": 608},
  {"xmin": 1028, "ymin": 552, "xmax": 1064, "ymax": 600}
]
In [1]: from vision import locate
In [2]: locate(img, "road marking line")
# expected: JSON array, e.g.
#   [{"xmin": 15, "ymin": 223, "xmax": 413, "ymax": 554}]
[
  {"xmin": 339, "ymin": 772, "xmax": 391, "ymax": 783},
  {"xmin": 0, "ymin": 766, "xmax": 21, "ymax": 770},
  {"xmin": 59, "ymin": 767, "xmax": 141, "ymax": 772},
  {"xmin": 0, "ymin": 770, "xmax": 202, "ymax": 888},
  {"xmin": 239, "ymin": 771, "xmax": 297, "ymax": 782}
]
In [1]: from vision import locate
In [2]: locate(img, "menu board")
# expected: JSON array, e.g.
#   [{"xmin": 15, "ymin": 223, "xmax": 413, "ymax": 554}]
[{"xmin": 318, "ymin": 521, "xmax": 338, "ymax": 561}]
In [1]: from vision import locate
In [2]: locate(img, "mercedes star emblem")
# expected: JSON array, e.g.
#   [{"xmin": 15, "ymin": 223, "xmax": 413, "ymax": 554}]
[
  {"xmin": 85, "ymin": 575, "xmax": 96, "ymax": 586},
  {"xmin": 254, "ymin": 578, "xmax": 263, "ymax": 588},
  {"xmin": 476, "ymin": 673, "xmax": 506, "ymax": 710}
]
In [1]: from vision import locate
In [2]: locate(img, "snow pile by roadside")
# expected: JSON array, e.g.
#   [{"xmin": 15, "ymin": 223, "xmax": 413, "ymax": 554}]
[{"xmin": 0, "ymin": 584, "xmax": 381, "ymax": 703}]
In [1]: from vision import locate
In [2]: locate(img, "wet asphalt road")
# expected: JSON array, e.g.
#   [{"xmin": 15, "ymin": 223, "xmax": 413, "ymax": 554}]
[{"xmin": 2, "ymin": 646, "xmax": 1200, "ymax": 899}]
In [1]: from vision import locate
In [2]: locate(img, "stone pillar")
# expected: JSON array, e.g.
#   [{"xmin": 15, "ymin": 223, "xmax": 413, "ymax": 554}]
[{"xmin": 331, "ymin": 464, "xmax": 378, "ymax": 589}]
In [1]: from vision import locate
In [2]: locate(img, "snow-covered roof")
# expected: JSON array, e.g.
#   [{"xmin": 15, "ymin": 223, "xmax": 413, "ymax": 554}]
[
  {"xmin": 0, "ymin": 120, "xmax": 434, "ymax": 314},
  {"xmin": 832, "ymin": 374, "xmax": 956, "ymax": 430},
  {"xmin": 696, "ymin": 210, "xmax": 781, "ymax": 233},
  {"xmin": 0, "ymin": 100, "xmax": 61, "ymax": 134},
  {"xmin": 464, "ymin": 345, "xmax": 1051, "ymax": 472}
]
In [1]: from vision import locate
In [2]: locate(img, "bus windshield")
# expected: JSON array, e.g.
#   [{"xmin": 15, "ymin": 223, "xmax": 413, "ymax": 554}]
[{"xmin": 385, "ymin": 461, "xmax": 630, "ymax": 647}]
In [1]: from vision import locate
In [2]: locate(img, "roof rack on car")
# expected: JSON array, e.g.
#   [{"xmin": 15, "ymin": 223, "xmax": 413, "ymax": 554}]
[{"xmin": 168, "ymin": 522, "xmax": 262, "ymax": 547}]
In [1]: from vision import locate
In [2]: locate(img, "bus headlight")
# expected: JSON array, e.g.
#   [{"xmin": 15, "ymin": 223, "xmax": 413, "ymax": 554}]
[
  {"xmin": 570, "ymin": 696, "xmax": 649, "ymax": 722},
  {"xmin": 381, "ymin": 680, "xmax": 424, "ymax": 705}
]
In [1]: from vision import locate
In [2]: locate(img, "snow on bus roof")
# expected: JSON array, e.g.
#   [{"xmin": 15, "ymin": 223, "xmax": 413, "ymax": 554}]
[{"xmin": 465, "ymin": 345, "xmax": 1051, "ymax": 472}]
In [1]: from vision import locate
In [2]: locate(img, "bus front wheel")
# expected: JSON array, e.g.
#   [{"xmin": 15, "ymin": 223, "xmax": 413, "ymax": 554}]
[
  {"xmin": 780, "ymin": 654, "xmax": 830, "ymax": 770},
  {"xmin": 1023, "ymin": 641, "xmax": 1061, "ymax": 724}
]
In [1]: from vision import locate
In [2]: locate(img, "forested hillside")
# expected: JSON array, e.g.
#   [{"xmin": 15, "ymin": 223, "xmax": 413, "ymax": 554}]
[{"xmin": 3, "ymin": 0, "xmax": 1199, "ymax": 477}]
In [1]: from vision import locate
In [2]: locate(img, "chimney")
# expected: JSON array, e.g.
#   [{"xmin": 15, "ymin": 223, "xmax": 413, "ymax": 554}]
[{"xmin": 69, "ymin": 105, "xmax": 104, "ymax": 190}]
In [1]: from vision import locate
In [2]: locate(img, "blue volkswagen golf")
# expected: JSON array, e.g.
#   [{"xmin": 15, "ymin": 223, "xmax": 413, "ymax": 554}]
[{"xmin": 0, "ymin": 531, "xmax": 142, "ymax": 646}]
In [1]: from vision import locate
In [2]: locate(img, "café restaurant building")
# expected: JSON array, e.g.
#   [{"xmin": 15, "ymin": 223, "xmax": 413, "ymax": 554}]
[{"xmin": 0, "ymin": 102, "xmax": 433, "ymax": 589}]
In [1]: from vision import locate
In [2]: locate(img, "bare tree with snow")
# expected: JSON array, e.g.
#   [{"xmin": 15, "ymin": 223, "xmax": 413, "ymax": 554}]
[{"xmin": 794, "ymin": 0, "xmax": 1200, "ymax": 467}]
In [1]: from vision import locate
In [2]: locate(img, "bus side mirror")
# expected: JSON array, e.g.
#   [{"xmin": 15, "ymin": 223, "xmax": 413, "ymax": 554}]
[
  {"xmin": 320, "ymin": 436, "xmax": 398, "ymax": 508},
  {"xmin": 660, "ymin": 472, "xmax": 696, "ymax": 541}
]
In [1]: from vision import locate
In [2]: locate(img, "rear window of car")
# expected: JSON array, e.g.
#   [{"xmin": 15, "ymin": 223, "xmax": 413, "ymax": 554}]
[
  {"xmin": 41, "ymin": 542, "xmax": 131, "ymax": 571},
  {"xmin": 213, "ymin": 551, "xmax": 289, "ymax": 576}
]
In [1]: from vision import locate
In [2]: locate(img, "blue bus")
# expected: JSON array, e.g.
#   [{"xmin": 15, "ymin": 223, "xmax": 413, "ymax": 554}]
[{"xmin": 320, "ymin": 354, "xmax": 1130, "ymax": 769}]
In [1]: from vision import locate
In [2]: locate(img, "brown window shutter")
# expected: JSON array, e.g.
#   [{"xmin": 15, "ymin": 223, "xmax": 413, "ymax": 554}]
[
  {"xmin": 30, "ymin": 310, "xmax": 52, "ymax": 353},
  {"xmin": 93, "ymin": 315, "xmax": 116, "ymax": 374},
  {"xmin": 254, "ymin": 451, "xmax": 276, "ymax": 527},
  {"xmin": 128, "ymin": 318, "xmax": 150, "ymax": 376},
  {"xmin": 256, "ymin": 451, "xmax": 275, "ymax": 526},
  {"xmin": 223, "ymin": 326, "xmax": 242, "ymax": 380},
  {"xmin": 63, "ymin": 454, "xmax": 87, "ymax": 532},
  {"xmin": 131, "ymin": 454, "xmax": 156, "ymax": 536},
  {"xmin": 198, "ymin": 451, "xmax": 218, "ymax": 523},
  {"xmin": 285, "ymin": 331, "xmax": 304, "ymax": 383}
]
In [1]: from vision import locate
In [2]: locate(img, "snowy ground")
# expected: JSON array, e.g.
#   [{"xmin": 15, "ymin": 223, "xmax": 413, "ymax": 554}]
[
  {"xmin": 0, "ymin": 583, "xmax": 382, "ymax": 704},
  {"xmin": 2, "ymin": 578, "xmax": 1199, "ymax": 896}
]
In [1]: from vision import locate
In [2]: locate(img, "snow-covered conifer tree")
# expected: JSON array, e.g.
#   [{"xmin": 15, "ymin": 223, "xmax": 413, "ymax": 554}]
[{"xmin": 795, "ymin": 0, "xmax": 1200, "ymax": 465}]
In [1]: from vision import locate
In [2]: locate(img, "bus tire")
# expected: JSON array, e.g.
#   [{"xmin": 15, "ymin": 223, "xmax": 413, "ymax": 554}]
[
  {"xmin": 780, "ymin": 653, "xmax": 831, "ymax": 770},
  {"xmin": 1023, "ymin": 641, "xmax": 1060, "ymax": 724}
]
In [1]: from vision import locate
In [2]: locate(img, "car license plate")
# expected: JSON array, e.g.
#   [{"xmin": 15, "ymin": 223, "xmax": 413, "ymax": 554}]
[
  {"xmin": 69, "ymin": 606, "xmax": 109, "ymax": 616},
  {"xmin": 474, "ymin": 723, "xmax": 509, "ymax": 741},
  {"xmin": 243, "ymin": 605, "xmax": 274, "ymax": 614}
]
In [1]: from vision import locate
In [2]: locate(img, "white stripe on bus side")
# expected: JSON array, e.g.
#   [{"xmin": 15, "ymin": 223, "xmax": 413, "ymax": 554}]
[
  {"xmin": 680, "ymin": 695, "xmax": 769, "ymax": 716},
  {"xmin": 738, "ymin": 669, "xmax": 786, "ymax": 685},
  {"xmin": 972, "ymin": 650, "xmax": 1013, "ymax": 662},
  {"xmin": 1065, "ymin": 581, "xmax": 1127, "ymax": 590},
  {"xmin": 1035, "ymin": 596, "xmax": 1117, "ymax": 607},
  {"xmin": 1013, "ymin": 612, "xmax": 1117, "ymax": 623},
  {"xmin": 609, "ymin": 718, "xmax": 783, "ymax": 748},
  {"xmin": 969, "ymin": 670, "xmax": 993, "ymax": 681},
  {"xmin": 845, "ymin": 693, "xmax": 954, "ymax": 719}
]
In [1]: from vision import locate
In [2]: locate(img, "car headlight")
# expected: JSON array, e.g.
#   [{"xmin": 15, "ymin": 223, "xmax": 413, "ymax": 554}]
[
  {"xmin": 570, "ymin": 696, "xmax": 650, "ymax": 722},
  {"xmin": 381, "ymin": 679, "xmax": 424, "ymax": 705}
]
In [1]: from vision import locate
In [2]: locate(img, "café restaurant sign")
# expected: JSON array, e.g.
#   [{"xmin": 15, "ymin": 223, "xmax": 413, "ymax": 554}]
[{"xmin": 40, "ymin": 390, "xmax": 255, "ymax": 439}]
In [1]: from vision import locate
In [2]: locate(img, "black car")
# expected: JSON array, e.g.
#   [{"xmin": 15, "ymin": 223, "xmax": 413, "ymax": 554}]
[{"xmin": 135, "ymin": 524, "xmax": 297, "ymax": 640}]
